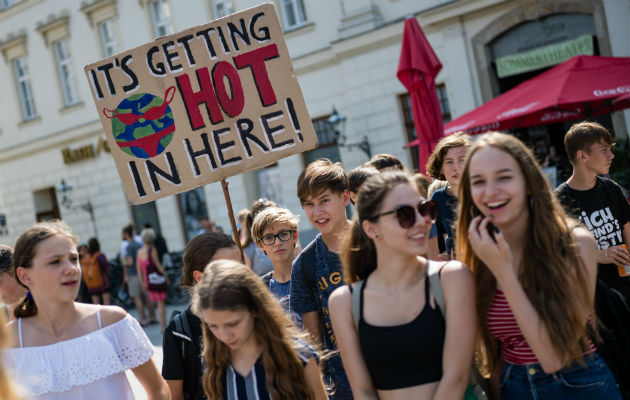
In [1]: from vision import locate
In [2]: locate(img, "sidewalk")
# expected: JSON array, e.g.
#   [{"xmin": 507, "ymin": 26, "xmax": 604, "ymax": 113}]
[{"xmin": 125, "ymin": 302, "xmax": 189, "ymax": 399}]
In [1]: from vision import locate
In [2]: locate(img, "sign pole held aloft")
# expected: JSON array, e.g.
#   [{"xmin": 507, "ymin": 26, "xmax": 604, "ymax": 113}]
[{"xmin": 221, "ymin": 178, "xmax": 245, "ymax": 263}]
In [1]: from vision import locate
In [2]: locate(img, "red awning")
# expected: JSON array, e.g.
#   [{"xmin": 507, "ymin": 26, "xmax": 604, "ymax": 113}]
[{"xmin": 444, "ymin": 55, "xmax": 630, "ymax": 135}]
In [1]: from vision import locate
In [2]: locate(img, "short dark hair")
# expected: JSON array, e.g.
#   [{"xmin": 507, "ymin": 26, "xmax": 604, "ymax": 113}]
[
  {"xmin": 0, "ymin": 245, "xmax": 12, "ymax": 274},
  {"xmin": 297, "ymin": 159, "xmax": 348, "ymax": 204},
  {"xmin": 348, "ymin": 166, "xmax": 379, "ymax": 197},
  {"xmin": 122, "ymin": 224, "xmax": 134, "ymax": 237},
  {"xmin": 564, "ymin": 121, "xmax": 613, "ymax": 164},
  {"xmin": 87, "ymin": 237, "xmax": 100, "ymax": 253},
  {"xmin": 181, "ymin": 232, "xmax": 236, "ymax": 288},
  {"xmin": 366, "ymin": 153, "xmax": 406, "ymax": 171}
]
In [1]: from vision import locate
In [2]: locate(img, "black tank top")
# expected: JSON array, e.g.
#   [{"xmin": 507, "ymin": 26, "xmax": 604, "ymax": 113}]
[{"xmin": 358, "ymin": 266, "xmax": 445, "ymax": 390}]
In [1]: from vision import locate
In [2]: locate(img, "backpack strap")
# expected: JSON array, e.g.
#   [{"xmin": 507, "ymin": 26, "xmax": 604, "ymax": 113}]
[
  {"xmin": 428, "ymin": 260, "xmax": 490, "ymax": 399},
  {"xmin": 351, "ymin": 280, "xmax": 365, "ymax": 331},
  {"xmin": 171, "ymin": 311, "xmax": 192, "ymax": 342},
  {"xmin": 427, "ymin": 260, "xmax": 446, "ymax": 316},
  {"xmin": 300, "ymin": 239, "xmax": 317, "ymax": 288}
]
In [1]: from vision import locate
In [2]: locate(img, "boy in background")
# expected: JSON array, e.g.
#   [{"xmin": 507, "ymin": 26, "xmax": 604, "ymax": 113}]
[
  {"xmin": 253, "ymin": 207, "xmax": 300, "ymax": 319},
  {"xmin": 556, "ymin": 121, "xmax": 630, "ymax": 298},
  {"xmin": 290, "ymin": 159, "xmax": 353, "ymax": 399}
]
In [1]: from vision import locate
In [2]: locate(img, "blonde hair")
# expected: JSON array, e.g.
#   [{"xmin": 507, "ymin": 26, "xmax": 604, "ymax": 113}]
[
  {"xmin": 251, "ymin": 207, "xmax": 299, "ymax": 243},
  {"xmin": 427, "ymin": 179, "xmax": 448, "ymax": 199},
  {"xmin": 140, "ymin": 228, "xmax": 156, "ymax": 244},
  {"xmin": 191, "ymin": 260, "xmax": 316, "ymax": 399}
]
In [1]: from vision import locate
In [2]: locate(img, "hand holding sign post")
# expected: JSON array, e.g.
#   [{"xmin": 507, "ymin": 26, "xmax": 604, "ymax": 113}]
[{"xmin": 84, "ymin": 3, "xmax": 317, "ymax": 205}]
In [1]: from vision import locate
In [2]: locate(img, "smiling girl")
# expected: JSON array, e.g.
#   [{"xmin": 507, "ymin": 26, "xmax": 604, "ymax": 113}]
[
  {"xmin": 329, "ymin": 171, "xmax": 476, "ymax": 399},
  {"xmin": 5, "ymin": 221, "xmax": 169, "ymax": 400},
  {"xmin": 191, "ymin": 259, "xmax": 328, "ymax": 400},
  {"xmin": 456, "ymin": 132, "xmax": 621, "ymax": 399}
]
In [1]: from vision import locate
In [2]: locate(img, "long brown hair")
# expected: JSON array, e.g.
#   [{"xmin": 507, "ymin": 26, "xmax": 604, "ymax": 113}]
[
  {"xmin": 341, "ymin": 171, "xmax": 415, "ymax": 283},
  {"xmin": 191, "ymin": 260, "xmax": 316, "ymax": 399},
  {"xmin": 455, "ymin": 132, "xmax": 593, "ymax": 374},
  {"xmin": 12, "ymin": 220, "xmax": 77, "ymax": 319}
]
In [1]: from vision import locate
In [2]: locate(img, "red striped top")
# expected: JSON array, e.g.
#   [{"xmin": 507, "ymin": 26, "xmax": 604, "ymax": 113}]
[{"xmin": 487, "ymin": 290, "xmax": 596, "ymax": 364}]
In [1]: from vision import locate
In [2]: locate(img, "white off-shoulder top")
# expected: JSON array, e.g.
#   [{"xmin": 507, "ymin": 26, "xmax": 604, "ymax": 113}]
[{"xmin": 4, "ymin": 311, "xmax": 154, "ymax": 399}]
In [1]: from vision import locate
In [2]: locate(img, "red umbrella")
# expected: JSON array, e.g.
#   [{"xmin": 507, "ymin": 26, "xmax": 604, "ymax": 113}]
[
  {"xmin": 397, "ymin": 16, "xmax": 443, "ymax": 175},
  {"xmin": 444, "ymin": 55, "xmax": 630, "ymax": 135}
]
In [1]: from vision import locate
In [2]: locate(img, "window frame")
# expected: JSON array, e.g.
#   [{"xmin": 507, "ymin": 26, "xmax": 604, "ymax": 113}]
[
  {"xmin": 301, "ymin": 115, "xmax": 341, "ymax": 168},
  {"xmin": 1, "ymin": 0, "xmax": 19, "ymax": 10},
  {"xmin": 13, "ymin": 56, "xmax": 37, "ymax": 120},
  {"xmin": 53, "ymin": 38, "xmax": 79, "ymax": 106},
  {"xmin": 211, "ymin": 0, "xmax": 234, "ymax": 18},
  {"xmin": 400, "ymin": 83, "xmax": 451, "ymax": 171},
  {"xmin": 99, "ymin": 18, "xmax": 118, "ymax": 57},
  {"xmin": 280, "ymin": 0, "xmax": 307, "ymax": 30},
  {"xmin": 150, "ymin": 0, "xmax": 174, "ymax": 38}
]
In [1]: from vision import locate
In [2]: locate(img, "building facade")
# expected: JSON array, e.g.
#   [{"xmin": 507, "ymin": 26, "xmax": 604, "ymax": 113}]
[{"xmin": 0, "ymin": 0, "xmax": 628, "ymax": 257}]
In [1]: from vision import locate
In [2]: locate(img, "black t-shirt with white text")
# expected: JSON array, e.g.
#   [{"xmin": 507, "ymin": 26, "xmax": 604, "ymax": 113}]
[{"xmin": 556, "ymin": 176, "xmax": 630, "ymax": 298}]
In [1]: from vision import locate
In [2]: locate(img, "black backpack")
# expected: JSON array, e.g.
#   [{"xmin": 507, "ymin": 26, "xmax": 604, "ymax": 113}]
[
  {"xmin": 169, "ymin": 310, "xmax": 206, "ymax": 400},
  {"xmin": 593, "ymin": 278, "xmax": 630, "ymax": 399}
]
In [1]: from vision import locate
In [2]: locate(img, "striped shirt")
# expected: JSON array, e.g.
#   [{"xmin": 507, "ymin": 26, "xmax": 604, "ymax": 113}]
[
  {"xmin": 222, "ymin": 342, "xmax": 316, "ymax": 399},
  {"xmin": 487, "ymin": 290, "xmax": 596, "ymax": 364}
]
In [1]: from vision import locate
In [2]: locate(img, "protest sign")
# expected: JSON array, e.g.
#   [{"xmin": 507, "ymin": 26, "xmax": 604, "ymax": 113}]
[{"xmin": 84, "ymin": 3, "xmax": 318, "ymax": 205}]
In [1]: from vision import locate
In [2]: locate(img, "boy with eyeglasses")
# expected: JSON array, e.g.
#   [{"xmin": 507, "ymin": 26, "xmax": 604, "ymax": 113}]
[
  {"xmin": 290, "ymin": 158, "xmax": 353, "ymax": 400},
  {"xmin": 252, "ymin": 207, "xmax": 300, "ymax": 316}
]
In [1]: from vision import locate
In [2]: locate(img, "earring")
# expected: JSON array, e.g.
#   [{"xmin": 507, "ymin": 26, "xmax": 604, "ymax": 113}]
[
  {"xmin": 528, "ymin": 194, "xmax": 533, "ymax": 209},
  {"xmin": 374, "ymin": 234, "xmax": 379, "ymax": 238}
]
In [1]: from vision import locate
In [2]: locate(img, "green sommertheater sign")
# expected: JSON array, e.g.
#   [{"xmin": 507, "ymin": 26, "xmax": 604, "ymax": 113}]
[{"xmin": 496, "ymin": 34, "xmax": 594, "ymax": 78}]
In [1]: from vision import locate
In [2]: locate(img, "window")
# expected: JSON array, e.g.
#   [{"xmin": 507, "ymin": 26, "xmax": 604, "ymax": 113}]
[
  {"xmin": 13, "ymin": 57, "xmax": 36, "ymax": 120},
  {"xmin": 281, "ymin": 0, "xmax": 306, "ymax": 30},
  {"xmin": 1, "ymin": 0, "xmax": 20, "ymax": 10},
  {"xmin": 99, "ymin": 19, "xmax": 117, "ymax": 57},
  {"xmin": 150, "ymin": 0, "xmax": 173, "ymax": 37},
  {"xmin": 211, "ymin": 0, "xmax": 234, "ymax": 18},
  {"xmin": 401, "ymin": 84, "xmax": 451, "ymax": 171},
  {"xmin": 53, "ymin": 39, "xmax": 79, "ymax": 106},
  {"xmin": 302, "ymin": 116, "xmax": 341, "ymax": 166}
]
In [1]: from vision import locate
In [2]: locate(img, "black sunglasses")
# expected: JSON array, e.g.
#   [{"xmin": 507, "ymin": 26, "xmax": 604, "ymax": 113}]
[{"xmin": 372, "ymin": 200, "xmax": 437, "ymax": 229}]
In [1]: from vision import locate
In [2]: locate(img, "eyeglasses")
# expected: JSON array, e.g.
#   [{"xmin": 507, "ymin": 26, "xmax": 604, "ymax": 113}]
[
  {"xmin": 259, "ymin": 229, "xmax": 296, "ymax": 246},
  {"xmin": 372, "ymin": 200, "xmax": 437, "ymax": 228}
]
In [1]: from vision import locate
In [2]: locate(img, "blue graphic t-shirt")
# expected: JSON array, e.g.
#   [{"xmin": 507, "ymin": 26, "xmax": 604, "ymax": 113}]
[
  {"xmin": 269, "ymin": 276, "xmax": 302, "ymax": 327},
  {"xmin": 290, "ymin": 234, "xmax": 353, "ymax": 399}
]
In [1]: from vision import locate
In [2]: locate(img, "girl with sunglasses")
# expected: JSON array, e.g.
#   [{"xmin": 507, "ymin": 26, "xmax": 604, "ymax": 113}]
[
  {"xmin": 330, "ymin": 171, "xmax": 476, "ymax": 399},
  {"xmin": 456, "ymin": 132, "xmax": 621, "ymax": 399}
]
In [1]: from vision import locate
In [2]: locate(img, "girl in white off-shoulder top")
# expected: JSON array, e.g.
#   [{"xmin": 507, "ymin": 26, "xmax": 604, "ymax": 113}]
[{"xmin": 4, "ymin": 220, "xmax": 170, "ymax": 400}]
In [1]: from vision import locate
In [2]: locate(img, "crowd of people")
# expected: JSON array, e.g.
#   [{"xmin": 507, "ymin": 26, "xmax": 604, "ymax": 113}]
[{"xmin": 0, "ymin": 121, "xmax": 628, "ymax": 400}]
